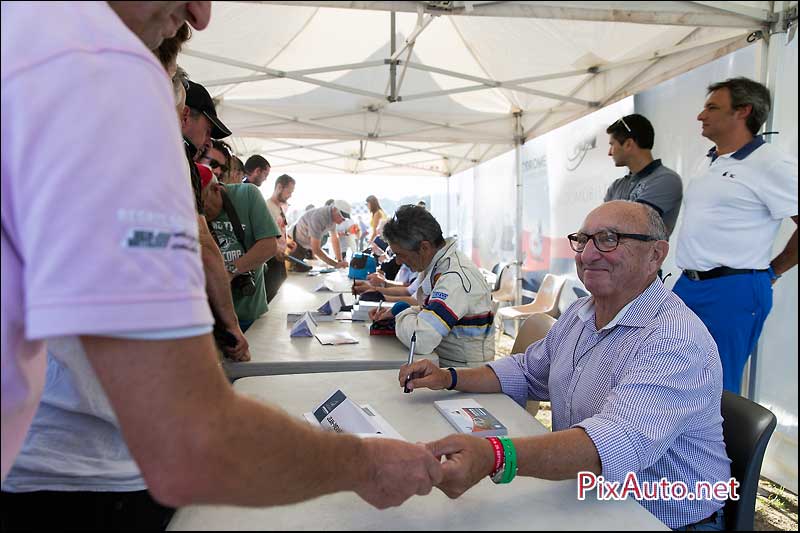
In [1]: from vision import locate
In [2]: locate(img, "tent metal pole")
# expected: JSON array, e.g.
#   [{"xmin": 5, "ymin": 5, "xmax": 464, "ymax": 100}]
[
  {"xmin": 513, "ymin": 111, "xmax": 524, "ymax": 309},
  {"xmin": 390, "ymin": 12, "xmax": 398, "ymax": 102},
  {"xmin": 181, "ymin": 49, "xmax": 386, "ymax": 100},
  {"xmin": 398, "ymin": 64, "xmax": 597, "ymax": 106},
  {"xmin": 257, "ymin": 1, "xmax": 770, "ymax": 28},
  {"xmin": 447, "ymin": 175, "xmax": 452, "ymax": 237}
]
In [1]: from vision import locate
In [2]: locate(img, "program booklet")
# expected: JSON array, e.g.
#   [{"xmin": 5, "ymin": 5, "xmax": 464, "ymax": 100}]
[
  {"xmin": 302, "ymin": 389, "xmax": 404, "ymax": 440},
  {"xmin": 434, "ymin": 399, "xmax": 507, "ymax": 436}
]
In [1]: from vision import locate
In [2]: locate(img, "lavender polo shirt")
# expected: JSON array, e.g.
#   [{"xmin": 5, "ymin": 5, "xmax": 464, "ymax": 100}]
[
  {"xmin": 488, "ymin": 279, "xmax": 731, "ymax": 528},
  {"xmin": 1, "ymin": 2, "xmax": 212, "ymax": 479}
]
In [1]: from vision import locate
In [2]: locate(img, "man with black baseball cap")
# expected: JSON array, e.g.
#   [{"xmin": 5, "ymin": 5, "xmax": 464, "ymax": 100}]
[
  {"xmin": 185, "ymin": 79, "xmax": 231, "ymax": 140},
  {"xmin": 180, "ymin": 79, "xmax": 231, "ymax": 213}
]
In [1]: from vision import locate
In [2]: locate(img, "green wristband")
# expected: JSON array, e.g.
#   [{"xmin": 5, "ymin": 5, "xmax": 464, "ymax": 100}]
[{"xmin": 498, "ymin": 436, "xmax": 517, "ymax": 484}]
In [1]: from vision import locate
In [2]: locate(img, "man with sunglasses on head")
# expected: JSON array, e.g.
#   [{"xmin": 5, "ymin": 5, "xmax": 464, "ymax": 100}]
[
  {"xmin": 673, "ymin": 77, "xmax": 798, "ymax": 395},
  {"xmin": 401, "ymin": 201, "xmax": 730, "ymax": 530},
  {"xmin": 605, "ymin": 114, "xmax": 683, "ymax": 238}
]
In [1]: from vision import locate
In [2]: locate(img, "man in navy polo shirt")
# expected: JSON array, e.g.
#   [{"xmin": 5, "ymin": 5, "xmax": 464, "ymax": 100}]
[
  {"xmin": 605, "ymin": 114, "xmax": 683, "ymax": 237},
  {"xmin": 674, "ymin": 77, "xmax": 798, "ymax": 394}
]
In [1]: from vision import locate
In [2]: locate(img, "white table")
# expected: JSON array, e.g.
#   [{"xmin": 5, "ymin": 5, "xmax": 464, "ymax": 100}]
[
  {"xmin": 223, "ymin": 271, "xmax": 437, "ymax": 380},
  {"xmin": 168, "ymin": 370, "xmax": 668, "ymax": 531}
]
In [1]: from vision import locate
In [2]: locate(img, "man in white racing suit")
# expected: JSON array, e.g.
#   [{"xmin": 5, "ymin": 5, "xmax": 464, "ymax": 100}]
[{"xmin": 369, "ymin": 205, "xmax": 494, "ymax": 367}]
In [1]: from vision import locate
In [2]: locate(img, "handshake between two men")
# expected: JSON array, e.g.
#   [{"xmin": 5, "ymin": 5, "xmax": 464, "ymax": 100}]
[{"xmin": 359, "ymin": 358, "xmax": 506, "ymax": 510}]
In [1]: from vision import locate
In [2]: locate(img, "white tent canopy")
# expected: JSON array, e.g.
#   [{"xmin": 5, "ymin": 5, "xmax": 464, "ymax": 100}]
[{"xmin": 179, "ymin": 1, "xmax": 789, "ymax": 176}]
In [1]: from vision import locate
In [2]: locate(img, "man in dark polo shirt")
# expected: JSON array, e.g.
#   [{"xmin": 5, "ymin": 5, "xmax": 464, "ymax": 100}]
[{"xmin": 605, "ymin": 113, "xmax": 683, "ymax": 237}]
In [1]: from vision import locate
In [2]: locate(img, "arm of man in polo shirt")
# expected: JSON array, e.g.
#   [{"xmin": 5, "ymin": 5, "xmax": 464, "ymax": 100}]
[
  {"xmin": 80, "ymin": 335, "xmax": 442, "ymax": 508},
  {"xmin": 330, "ymin": 229, "xmax": 344, "ymax": 265},
  {"xmin": 770, "ymin": 215, "xmax": 798, "ymax": 283},
  {"xmin": 310, "ymin": 236, "xmax": 348, "ymax": 268},
  {"xmin": 229, "ymin": 185, "xmax": 279, "ymax": 276}
]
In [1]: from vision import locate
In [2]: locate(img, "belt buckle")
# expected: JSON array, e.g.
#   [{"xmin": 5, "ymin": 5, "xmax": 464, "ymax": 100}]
[{"xmin": 685, "ymin": 270, "xmax": 700, "ymax": 281}]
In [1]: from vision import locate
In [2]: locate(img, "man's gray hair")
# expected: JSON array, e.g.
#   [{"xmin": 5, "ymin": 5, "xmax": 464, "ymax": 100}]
[
  {"xmin": 640, "ymin": 202, "xmax": 668, "ymax": 241},
  {"xmin": 707, "ymin": 77, "xmax": 771, "ymax": 135},
  {"xmin": 382, "ymin": 205, "xmax": 445, "ymax": 251}
]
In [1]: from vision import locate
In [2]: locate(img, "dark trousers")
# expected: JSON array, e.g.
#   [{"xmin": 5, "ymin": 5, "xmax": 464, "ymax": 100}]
[
  {"xmin": 1, "ymin": 489, "xmax": 175, "ymax": 531},
  {"xmin": 264, "ymin": 257, "xmax": 287, "ymax": 303}
]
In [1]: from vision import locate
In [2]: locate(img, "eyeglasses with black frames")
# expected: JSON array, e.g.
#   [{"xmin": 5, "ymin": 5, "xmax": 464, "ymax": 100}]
[{"xmin": 567, "ymin": 230, "xmax": 656, "ymax": 253}]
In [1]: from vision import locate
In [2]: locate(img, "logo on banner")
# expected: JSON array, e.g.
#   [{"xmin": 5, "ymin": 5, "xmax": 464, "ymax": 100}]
[{"xmin": 566, "ymin": 135, "xmax": 597, "ymax": 171}]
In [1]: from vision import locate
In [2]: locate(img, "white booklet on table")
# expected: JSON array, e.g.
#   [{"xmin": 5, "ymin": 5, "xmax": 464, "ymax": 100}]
[
  {"xmin": 434, "ymin": 398, "xmax": 507, "ymax": 436},
  {"xmin": 302, "ymin": 389, "xmax": 404, "ymax": 440}
]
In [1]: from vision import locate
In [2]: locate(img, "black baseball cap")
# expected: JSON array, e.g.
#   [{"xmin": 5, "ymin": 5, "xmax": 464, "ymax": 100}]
[{"xmin": 185, "ymin": 80, "xmax": 231, "ymax": 139}]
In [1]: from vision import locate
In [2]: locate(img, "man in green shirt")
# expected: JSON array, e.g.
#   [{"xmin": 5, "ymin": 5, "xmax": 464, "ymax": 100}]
[{"xmin": 203, "ymin": 180, "xmax": 280, "ymax": 331}]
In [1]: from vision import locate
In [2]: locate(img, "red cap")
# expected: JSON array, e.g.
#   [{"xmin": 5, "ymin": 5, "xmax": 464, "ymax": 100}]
[{"xmin": 196, "ymin": 163, "xmax": 214, "ymax": 189}]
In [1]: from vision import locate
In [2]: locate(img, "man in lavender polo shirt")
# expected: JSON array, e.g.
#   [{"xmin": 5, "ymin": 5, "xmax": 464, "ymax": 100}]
[
  {"xmin": 1, "ymin": 0, "xmax": 442, "ymax": 523},
  {"xmin": 401, "ymin": 201, "xmax": 731, "ymax": 530}
]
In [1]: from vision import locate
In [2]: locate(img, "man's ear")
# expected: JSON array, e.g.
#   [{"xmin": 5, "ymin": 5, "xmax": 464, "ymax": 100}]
[
  {"xmin": 652, "ymin": 240, "xmax": 670, "ymax": 270},
  {"xmin": 734, "ymin": 103, "xmax": 753, "ymax": 122},
  {"xmin": 180, "ymin": 105, "xmax": 190, "ymax": 125}
]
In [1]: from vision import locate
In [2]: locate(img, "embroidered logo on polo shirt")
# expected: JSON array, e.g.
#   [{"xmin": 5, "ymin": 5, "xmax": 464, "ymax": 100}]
[
  {"xmin": 125, "ymin": 229, "xmax": 171, "ymax": 249},
  {"xmin": 722, "ymin": 171, "xmax": 736, "ymax": 179},
  {"xmin": 123, "ymin": 229, "xmax": 198, "ymax": 253}
]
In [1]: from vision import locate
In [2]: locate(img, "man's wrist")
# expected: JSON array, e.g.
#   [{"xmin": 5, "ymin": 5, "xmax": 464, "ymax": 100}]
[
  {"xmin": 446, "ymin": 367, "xmax": 458, "ymax": 390},
  {"xmin": 768, "ymin": 264, "xmax": 781, "ymax": 281}
]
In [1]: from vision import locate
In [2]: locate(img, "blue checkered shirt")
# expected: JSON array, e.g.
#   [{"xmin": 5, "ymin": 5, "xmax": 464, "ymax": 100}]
[{"xmin": 488, "ymin": 280, "xmax": 731, "ymax": 528}]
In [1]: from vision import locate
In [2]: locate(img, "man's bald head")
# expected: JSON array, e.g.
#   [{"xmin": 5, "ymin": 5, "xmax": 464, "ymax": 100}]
[{"xmin": 586, "ymin": 201, "xmax": 667, "ymax": 241}]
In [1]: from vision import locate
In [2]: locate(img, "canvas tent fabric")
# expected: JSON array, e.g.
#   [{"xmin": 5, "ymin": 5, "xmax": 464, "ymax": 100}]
[{"xmin": 179, "ymin": 1, "xmax": 790, "ymax": 176}]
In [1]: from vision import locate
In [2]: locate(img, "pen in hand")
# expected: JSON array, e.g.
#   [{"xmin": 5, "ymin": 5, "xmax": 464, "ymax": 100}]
[{"xmin": 403, "ymin": 332, "xmax": 417, "ymax": 393}]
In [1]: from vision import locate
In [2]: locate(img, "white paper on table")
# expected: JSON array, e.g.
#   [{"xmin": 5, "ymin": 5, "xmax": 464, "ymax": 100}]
[
  {"xmin": 314, "ymin": 274, "xmax": 354, "ymax": 293},
  {"xmin": 302, "ymin": 389, "xmax": 404, "ymax": 440},
  {"xmin": 289, "ymin": 311, "xmax": 318, "ymax": 337},
  {"xmin": 315, "ymin": 332, "xmax": 359, "ymax": 345}
]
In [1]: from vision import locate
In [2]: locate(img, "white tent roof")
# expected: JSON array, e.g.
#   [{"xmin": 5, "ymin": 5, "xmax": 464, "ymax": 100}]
[{"xmin": 179, "ymin": 1, "xmax": 782, "ymax": 176}]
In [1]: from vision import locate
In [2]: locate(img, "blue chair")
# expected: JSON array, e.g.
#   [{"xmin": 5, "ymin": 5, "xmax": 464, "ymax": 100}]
[{"xmin": 720, "ymin": 390, "xmax": 777, "ymax": 531}]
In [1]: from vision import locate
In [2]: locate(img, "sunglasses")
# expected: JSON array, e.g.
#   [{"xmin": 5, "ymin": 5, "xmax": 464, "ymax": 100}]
[
  {"xmin": 616, "ymin": 116, "xmax": 632, "ymax": 133},
  {"xmin": 206, "ymin": 159, "xmax": 229, "ymax": 173}
]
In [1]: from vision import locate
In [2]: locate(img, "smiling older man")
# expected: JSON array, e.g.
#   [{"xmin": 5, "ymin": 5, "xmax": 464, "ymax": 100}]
[{"xmin": 401, "ymin": 201, "xmax": 731, "ymax": 530}]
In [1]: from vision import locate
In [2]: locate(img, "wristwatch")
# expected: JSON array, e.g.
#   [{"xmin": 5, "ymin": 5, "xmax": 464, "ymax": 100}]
[{"xmin": 226, "ymin": 263, "xmax": 240, "ymax": 276}]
